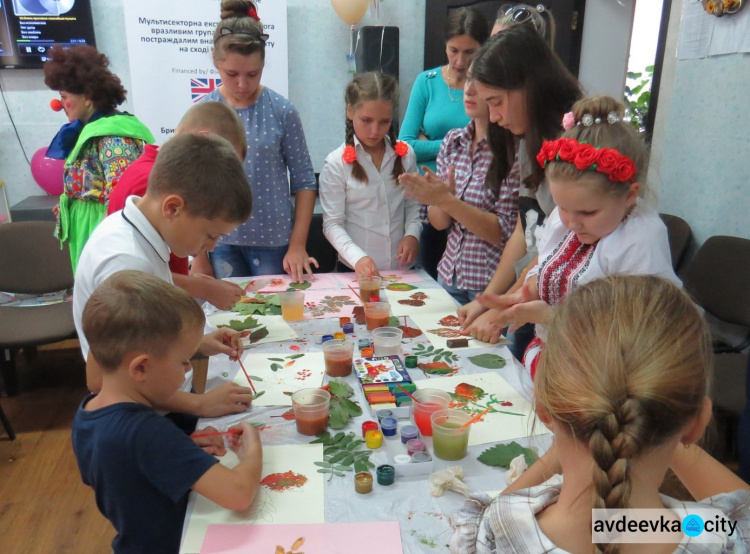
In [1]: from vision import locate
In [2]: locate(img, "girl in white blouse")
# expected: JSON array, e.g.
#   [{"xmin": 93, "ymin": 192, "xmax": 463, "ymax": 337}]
[
  {"xmin": 474, "ymin": 96, "xmax": 679, "ymax": 377},
  {"xmin": 319, "ymin": 72, "xmax": 421, "ymax": 277}
]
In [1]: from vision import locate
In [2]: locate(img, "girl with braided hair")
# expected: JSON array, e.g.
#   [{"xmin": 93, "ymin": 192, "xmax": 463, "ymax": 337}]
[
  {"xmin": 450, "ymin": 275, "xmax": 750, "ymax": 553},
  {"xmin": 319, "ymin": 72, "xmax": 421, "ymax": 276},
  {"xmin": 473, "ymin": 95, "xmax": 679, "ymax": 378}
]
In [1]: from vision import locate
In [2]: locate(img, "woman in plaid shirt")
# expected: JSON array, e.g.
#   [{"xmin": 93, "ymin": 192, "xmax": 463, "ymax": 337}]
[{"xmin": 400, "ymin": 70, "xmax": 520, "ymax": 305}]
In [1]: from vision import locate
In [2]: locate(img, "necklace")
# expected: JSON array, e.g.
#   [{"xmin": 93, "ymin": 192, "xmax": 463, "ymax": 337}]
[{"xmin": 444, "ymin": 66, "xmax": 463, "ymax": 103}]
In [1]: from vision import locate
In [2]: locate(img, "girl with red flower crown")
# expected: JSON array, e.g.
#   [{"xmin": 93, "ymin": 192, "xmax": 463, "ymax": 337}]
[
  {"xmin": 473, "ymin": 95, "xmax": 680, "ymax": 379},
  {"xmin": 319, "ymin": 72, "xmax": 421, "ymax": 277}
]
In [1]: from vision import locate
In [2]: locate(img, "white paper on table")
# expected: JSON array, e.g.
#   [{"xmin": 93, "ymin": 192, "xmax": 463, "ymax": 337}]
[
  {"xmin": 333, "ymin": 269, "xmax": 426, "ymax": 289},
  {"xmin": 708, "ymin": 4, "xmax": 750, "ymax": 56},
  {"xmin": 207, "ymin": 313, "xmax": 299, "ymax": 346},
  {"xmin": 384, "ymin": 286, "xmax": 458, "ymax": 317},
  {"xmin": 180, "ymin": 444, "xmax": 324, "ymax": 554},
  {"xmin": 409, "ymin": 312, "xmax": 504, "ymax": 351},
  {"xmin": 415, "ymin": 372, "xmax": 549, "ymax": 446},
  {"xmin": 233, "ymin": 352, "xmax": 326, "ymax": 406}
]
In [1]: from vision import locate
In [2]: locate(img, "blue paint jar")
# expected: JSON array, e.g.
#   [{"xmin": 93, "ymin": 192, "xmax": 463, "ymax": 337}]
[
  {"xmin": 321, "ymin": 334, "xmax": 334, "ymax": 343},
  {"xmin": 343, "ymin": 322, "xmax": 354, "ymax": 334},
  {"xmin": 376, "ymin": 464, "xmax": 395, "ymax": 486},
  {"xmin": 380, "ymin": 417, "xmax": 398, "ymax": 437},
  {"xmin": 400, "ymin": 424, "xmax": 419, "ymax": 444}
]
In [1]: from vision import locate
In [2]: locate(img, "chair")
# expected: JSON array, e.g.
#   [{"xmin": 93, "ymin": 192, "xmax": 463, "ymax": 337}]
[
  {"xmin": 659, "ymin": 213, "xmax": 692, "ymax": 272},
  {"xmin": 0, "ymin": 221, "xmax": 77, "ymax": 397},
  {"xmin": 681, "ymin": 235, "xmax": 750, "ymax": 459}
]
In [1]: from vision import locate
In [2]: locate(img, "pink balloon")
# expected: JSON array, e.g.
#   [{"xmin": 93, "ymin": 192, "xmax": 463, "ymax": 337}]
[{"xmin": 31, "ymin": 147, "xmax": 66, "ymax": 196}]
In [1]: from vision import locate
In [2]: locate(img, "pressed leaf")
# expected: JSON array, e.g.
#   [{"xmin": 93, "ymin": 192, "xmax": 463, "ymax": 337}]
[
  {"xmin": 354, "ymin": 459, "xmax": 368, "ymax": 473},
  {"xmin": 247, "ymin": 325, "xmax": 269, "ymax": 343},
  {"xmin": 335, "ymin": 465, "xmax": 353, "ymax": 471},
  {"xmin": 288, "ymin": 353, "xmax": 306, "ymax": 360},
  {"xmin": 427, "ymin": 327, "xmax": 462, "ymax": 338},
  {"xmin": 418, "ymin": 361, "xmax": 458, "ymax": 375},
  {"xmin": 340, "ymin": 398, "xmax": 363, "ymax": 417},
  {"xmin": 468, "ymin": 353, "xmax": 507, "ymax": 370},
  {"xmin": 314, "ymin": 461, "xmax": 332, "ymax": 467},
  {"xmin": 310, "ymin": 432, "xmax": 330, "ymax": 444},
  {"xmin": 386, "ymin": 283, "xmax": 417, "ymax": 291},
  {"xmin": 291, "ymin": 537, "xmax": 305, "ymax": 550},
  {"xmin": 317, "ymin": 468, "xmax": 333, "ymax": 474},
  {"xmin": 247, "ymin": 375, "xmax": 264, "ymax": 381},
  {"xmin": 252, "ymin": 390, "xmax": 265, "ymax": 400},
  {"xmin": 388, "ymin": 316, "xmax": 401, "ymax": 327},
  {"xmin": 268, "ymin": 357, "xmax": 285, "ymax": 362},
  {"xmin": 477, "ymin": 442, "xmax": 538, "ymax": 468},
  {"xmin": 270, "ymin": 363, "xmax": 282, "ymax": 372},
  {"xmin": 341, "ymin": 454, "xmax": 355, "ymax": 466},
  {"xmin": 288, "ymin": 280, "xmax": 312, "ymax": 290},
  {"xmin": 328, "ymin": 378, "xmax": 354, "ymax": 399}
]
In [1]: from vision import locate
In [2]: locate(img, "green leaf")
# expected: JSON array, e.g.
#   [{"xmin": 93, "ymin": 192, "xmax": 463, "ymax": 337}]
[
  {"xmin": 329, "ymin": 378, "xmax": 354, "ymax": 398},
  {"xmin": 388, "ymin": 316, "xmax": 401, "ymax": 327},
  {"xmin": 324, "ymin": 445, "xmax": 339, "ymax": 455},
  {"xmin": 331, "ymin": 432, "xmax": 345, "ymax": 443},
  {"xmin": 218, "ymin": 315, "xmax": 260, "ymax": 332},
  {"xmin": 327, "ymin": 451, "xmax": 348, "ymax": 464},
  {"xmin": 477, "ymin": 442, "xmax": 538, "ymax": 468},
  {"xmin": 468, "ymin": 353, "xmax": 507, "ymax": 370},
  {"xmin": 287, "ymin": 353, "xmax": 306, "ymax": 360},
  {"xmin": 314, "ymin": 461, "xmax": 332, "ymax": 468},
  {"xmin": 267, "ymin": 305, "xmax": 282, "ymax": 315},
  {"xmin": 341, "ymin": 454, "xmax": 355, "ymax": 466},
  {"xmin": 270, "ymin": 363, "xmax": 282, "ymax": 372},
  {"xmin": 346, "ymin": 440, "xmax": 364, "ymax": 450},
  {"xmin": 221, "ymin": 372, "xmax": 229, "ymax": 378},
  {"xmin": 310, "ymin": 432, "xmax": 331, "ymax": 444},
  {"xmin": 339, "ymin": 398, "xmax": 363, "ymax": 417},
  {"xmin": 288, "ymin": 280, "xmax": 312, "ymax": 290},
  {"xmin": 354, "ymin": 459, "xmax": 368, "ymax": 473},
  {"xmin": 247, "ymin": 326, "xmax": 269, "ymax": 343},
  {"xmin": 251, "ymin": 390, "xmax": 265, "ymax": 400},
  {"xmin": 386, "ymin": 283, "xmax": 417, "ymax": 291},
  {"xmin": 317, "ymin": 468, "xmax": 333, "ymax": 474},
  {"xmin": 247, "ymin": 375, "xmax": 263, "ymax": 381},
  {"xmin": 333, "ymin": 471, "xmax": 345, "ymax": 477},
  {"xmin": 231, "ymin": 302, "xmax": 267, "ymax": 316},
  {"xmin": 268, "ymin": 358, "xmax": 284, "ymax": 362}
]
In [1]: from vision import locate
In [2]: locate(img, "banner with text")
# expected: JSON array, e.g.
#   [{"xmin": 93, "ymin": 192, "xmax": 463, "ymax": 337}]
[{"xmin": 123, "ymin": 0, "xmax": 288, "ymax": 143}]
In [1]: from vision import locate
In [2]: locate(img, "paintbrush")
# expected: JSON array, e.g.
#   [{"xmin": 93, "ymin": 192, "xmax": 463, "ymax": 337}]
[
  {"xmin": 397, "ymin": 383, "xmax": 422, "ymax": 404},
  {"xmin": 459, "ymin": 406, "xmax": 492, "ymax": 430},
  {"xmin": 190, "ymin": 428, "xmax": 243, "ymax": 439},
  {"xmin": 223, "ymin": 337, "xmax": 256, "ymax": 393}
]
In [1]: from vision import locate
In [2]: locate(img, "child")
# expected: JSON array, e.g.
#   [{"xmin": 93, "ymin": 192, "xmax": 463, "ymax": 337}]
[
  {"xmin": 204, "ymin": 0, "xmax": 318, "ymax": 282},
  {"xmin": 108, "ymin": 102, "xmax": 248, "ymax": 311},
  {"xmin": 74, "ymin": 133, "xmax": 255, "ymax": 419},
  {"xmin": 399, "ymin": 67, "xmax": 520, "ymax": 305},
  {"xmin": 475, "ymin": 96, "xmax": 679, "ymax": 376},
  {"xmin": 73, "ymin": 270, "xmax": 262, "ymax": 554},
  {"xmin": 450, "ymin": 275, "xmax": 750, "ymax": 553},
  {"xmin": 319, "ymin": 72, "xmax": 421, "ymax": 277}
]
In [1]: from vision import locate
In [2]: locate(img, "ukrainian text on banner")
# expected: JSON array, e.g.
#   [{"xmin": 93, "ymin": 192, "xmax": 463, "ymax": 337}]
[{"xmin": 123, "ymin": 0, "xmax": 288, "ymax": 144}]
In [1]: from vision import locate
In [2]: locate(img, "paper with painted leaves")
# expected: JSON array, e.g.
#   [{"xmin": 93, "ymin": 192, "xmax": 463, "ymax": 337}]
[
  {"xmin": 303, "ymin": 290, "xmax": 360, "ymax": 319},
  {"xmin": 233, "ymin": 352, "xmax": 325, "ymax": 406},
  {"xmin": 415, "ymin": 372, "xmax": 548, "ymax": 446},
  {"xmin": 384, "ymin": 286, "xmax": 458, "ymax": 317},
  {"xmin": 206, "ymin": 313, "xmax": 299, "ymax": 347},
  {"xmin": 180, "ymin": 444, "xmax": 324, "ymax": 554},
  {"xmin": 238, "ymin": 273, "xmax": 341, "ymax": 293},
  {"xmin": 333, "ymin": 269, "xmax": 426, "ymax": 288},
  {"xmin": 199, "ymin": 521, "xmax": 404, "ymax": 554},
  {"xmin": 408, "ymin": 312, "xmax": 501, "ymax": 351}
]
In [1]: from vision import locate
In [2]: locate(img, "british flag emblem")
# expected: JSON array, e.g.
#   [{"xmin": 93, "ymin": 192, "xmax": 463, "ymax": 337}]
[{"xmin": 190, "ymin": 78, "xmax": 222, "ymax": 103}]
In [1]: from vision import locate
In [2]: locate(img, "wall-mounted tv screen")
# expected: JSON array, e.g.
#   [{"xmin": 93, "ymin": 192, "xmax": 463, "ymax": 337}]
[{"xmin": 0, "ymin": 0, "xmax": 96, "ymax": 69}]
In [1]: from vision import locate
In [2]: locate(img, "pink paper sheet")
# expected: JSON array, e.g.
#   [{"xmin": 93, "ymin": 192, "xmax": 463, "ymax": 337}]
[
  {"xmin": 303, "ymin": 290, "xmax": 360, "ymax": 319},
  {"xmin": 200, "ymin": 521, "xmax": 404, "ymax": 554},
  {"xmin": 334, "ymin": 270, "xmax": 425, "ymax": 288},
  {"xmin": 241, "ymin": 273, "xmax": 341, "ymax": 292}
]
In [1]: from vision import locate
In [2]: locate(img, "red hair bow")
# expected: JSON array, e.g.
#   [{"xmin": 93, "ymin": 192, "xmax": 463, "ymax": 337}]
[{"xmin": 248, "ymin": 7, "xmax": 260, "ymax": 21}]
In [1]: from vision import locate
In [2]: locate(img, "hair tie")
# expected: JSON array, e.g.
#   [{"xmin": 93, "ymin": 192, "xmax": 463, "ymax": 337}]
[
  {"xmin": 394, "ymin": 141, "xmax": 408, "ymax": 158},
  {"xmin": 536, "ymin": 138, "xmax": 637, "ymax": 184},
  {"xmin": 248, "ymin": 7, "xmax": 260, "ymax": 21},
  {"xmin": 561, "ymin": 112, "xmax": 575, "ymax": 131},
  {"xmin": 342, "ymin": 145, "xmax": 357, "ymax": 164}
]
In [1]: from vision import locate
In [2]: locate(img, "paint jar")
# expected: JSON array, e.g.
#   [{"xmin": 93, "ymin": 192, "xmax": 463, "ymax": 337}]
[
  {"xmin": 342, "ymin": 322, "xmax": 354, "ymax": 334},
  {"xmin": 358, "ymin": 338, "xmax": 371, "ymax": 349},
  {"xmin": 376, "ymin": 464, "xmax": 395, "ymax": 486},
  {"xmin": 322, "ymin": 339, "xmax": 353, "ymax": 377},
  {"xmin": 393, "ymin": 454, "xmax": 412, "ymax": 465},
  {"xmin": 322, "ymin": 334, "xmax": 334, "ymax": 343},
  {"xmin": 412, "ymin": 389, "xmax": 452, "ymax": 436},
  {"xmin": 399, "ymin": 424, "xmax": 419, "ymax": 444},
  {"xmin": 361, "ymin": 347, "xmax": 374, "ymax": 358},
  {"xmin": 380, "ymin": 417, "xmax": 398, "ymax": 438},
  {"xmin": 364, "ymin": 301, "xmax": 390, "ymax": 331},
  {"xmin": 354, "ymin": 471, "xmax": 373, "ymax": 494},
  {"xmin": 365, "ymin": 430, "xmax": 383, "ymax": 449},
  {"xmin": 339, "ymin": 316, "xmax": 351, "ymax": 327},
  {"xmin": 405, "ymin": 355, "xmax": 418, "ymax": 368},
  {"xmin": 279, "ymin": 291, "xmax": 305, "ymax": 322},
  {"xmin": 411, "ymin": 451, "xmax": 432, "ymax": 463},
  {"xmin": 431, "ymin": 408, "xmax": 472, "ymax": 461},
  {"xmin": 362, "ymin": 420, "xmax": 379, "ymax": 438},
  {"xmin": 376, "ymin": 409, "xmax": 393, "ymax": 421},
  {"xmin": 406, "ymin": 438, "xmax": 426, "ymax": 456},
  {"xmin": 372, "ymin": 326, "xmax": 403, "ymax": 357},
  {"xmin": 313, "ymin": 332, "xmax": 325, "ymax": 344},
  {"xmin": 291, "ymin": 388, "xmax": 331, "ymax": 436},
  {"xmin": 333, "ymin": 331, "xmax": 346, "ymax": 340},
  {"xmin": 358, "ymin": 275, "xmax": 382, "ymax": 303}
]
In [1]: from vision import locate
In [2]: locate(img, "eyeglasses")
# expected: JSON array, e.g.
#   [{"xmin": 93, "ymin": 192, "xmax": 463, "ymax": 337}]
[
  {"xmin": 499, "ymin": 4, "xmax": 546, "ymax": 24},
  {"xmin": 216, "ymin": 26, "xmax": 269, "ymax": 44}
]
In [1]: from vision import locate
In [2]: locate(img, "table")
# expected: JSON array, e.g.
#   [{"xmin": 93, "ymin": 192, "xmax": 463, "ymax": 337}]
[{"xmin": 181, "ymin": 270, "xmax": 550, "ymax": 553}]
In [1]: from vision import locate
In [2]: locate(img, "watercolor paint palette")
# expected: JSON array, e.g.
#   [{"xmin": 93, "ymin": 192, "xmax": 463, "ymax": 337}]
[{"xmin": 353, "ymin": 355, "xmax": 412, "ymax": 385}]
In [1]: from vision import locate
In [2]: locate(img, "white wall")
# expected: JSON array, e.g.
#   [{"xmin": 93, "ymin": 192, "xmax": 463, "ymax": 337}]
[
  {"xmin": 0, "ymin": 0, "xmax": 634, "ymax": 207},
  {"xmin": 648, "ymin": 1, "xmax": 750, "ymax": 245}
]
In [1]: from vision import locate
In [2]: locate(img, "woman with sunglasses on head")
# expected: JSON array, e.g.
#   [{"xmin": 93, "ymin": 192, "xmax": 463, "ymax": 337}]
[
  {"xmin": 491, "ymin": 3, "xmax": 556, "ymax": 44},
  {"xmin": 196, "ymin": 0, "xmax": 318, "ymax": 283},
  {"xmin": 457, "ymin": 26, "xmax": 582, "ymax": 356},
  {"xmin": 399, "ymin": 7, "xmax": 490, "ymax": 281}
]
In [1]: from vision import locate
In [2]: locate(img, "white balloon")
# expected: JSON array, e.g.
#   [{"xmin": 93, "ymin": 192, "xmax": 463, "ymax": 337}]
[{"xmin": 330, "ymin": 0, "xmax": 370, "ymax": 25}]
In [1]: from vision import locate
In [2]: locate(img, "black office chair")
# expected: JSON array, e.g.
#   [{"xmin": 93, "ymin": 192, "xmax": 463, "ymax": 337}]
[
  {"xmin": 0, "ymin": 221, "xmax": 77, "ymax": 396},
  {"xmin": 681, "ymin": 235, "xmax": 750, "ymax": 459},
  {"xmin": 659, "ymin": 213, "xmax": 693, "ymax": 272}
]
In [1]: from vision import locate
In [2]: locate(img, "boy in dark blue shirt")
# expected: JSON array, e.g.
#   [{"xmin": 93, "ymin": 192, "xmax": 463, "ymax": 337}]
[{"xmin": 72, "ymin": 271, "xmax": 262, "ymax": 553}]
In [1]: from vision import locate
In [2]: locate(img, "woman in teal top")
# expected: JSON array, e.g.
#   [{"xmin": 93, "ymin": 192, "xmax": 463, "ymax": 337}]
[{"xmin": 399, "ymin": 7, "xmax": 489, "ymax": 278}]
